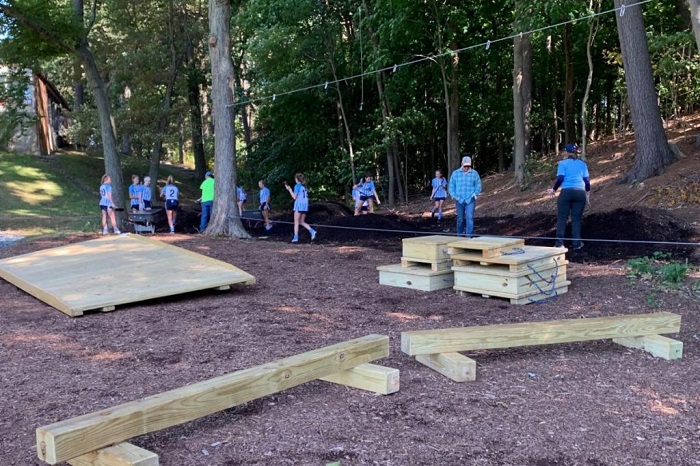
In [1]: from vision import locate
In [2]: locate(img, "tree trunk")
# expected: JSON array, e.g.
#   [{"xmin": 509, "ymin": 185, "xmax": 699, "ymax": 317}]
[
  {"xmin": 512, "ymin": 30, "xmax": 531, "ymax": 185},
  {"xmin": 72, "ymin": 0, "xmax": 84, "ymax": 112},
  {"xmin": 77, "ymin": 40, "xmax": 125, "ymax": 222},
  {"xmin": 581, "ymin": 0, "xmax": 600, "ymax": 161},
  {"xmin": 563, "ymin": 23, "xmax": 576, "ymax": 144},
  {"xmin": 149, "ymin": 0, "xmax": 180, "ymax": 194},
  {"xmin": 448, "ymin": 39, "xmax": 460, "ymax": 174},
  {"xmin": 206, "ymin": 0, "xmax": 249, "ymax": 237},
  {"xmin": 187, "ymin": 48, "xmax": 207, "ymax": 181},
  {"xmin": 614, "ymin": 0, "xmax": 677, "ymax": 182},
  {"xmin": 690, "ymin": 0, "xmax": 700, "ymax": 55}
]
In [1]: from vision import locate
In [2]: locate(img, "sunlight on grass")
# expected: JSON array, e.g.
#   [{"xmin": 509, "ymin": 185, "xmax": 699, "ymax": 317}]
[{"xmin": 5, "ymin": 180, "xmax": 64, "ymax": 205}]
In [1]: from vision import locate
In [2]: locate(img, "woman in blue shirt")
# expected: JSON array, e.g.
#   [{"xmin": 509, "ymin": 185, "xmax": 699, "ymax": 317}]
[
  {"xmin": 548, "ymin": 143, "xmax": 591, "ymax": 250},
  {"xmin": 284, "ymin": 173, "xmax": 317, "ymax": 243}
]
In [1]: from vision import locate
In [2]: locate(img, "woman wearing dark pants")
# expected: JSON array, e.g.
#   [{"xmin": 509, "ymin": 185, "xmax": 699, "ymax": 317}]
[{"xmin": 548, "ymin": 143, "xmax": 590, "ymax": 249}]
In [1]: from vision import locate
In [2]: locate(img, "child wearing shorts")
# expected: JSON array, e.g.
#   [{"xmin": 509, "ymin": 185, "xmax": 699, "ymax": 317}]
[
  {"xmin": 160, "ymin": 175, "xmax": 179, "ymax": 234},
  {"xmin": 284, "ymin": 173, "xmax": 316, "ymax": 243},
  {"xmin": 99, "ymin": 174, "xmax": 120, "ymax": 235},
  {"xmin": 430, "ymin": 169, "xmax": 447, "ymax": 221},
  {"xmin": 259, "ymin": 180, "xmax": 272, "ymax": 230}
]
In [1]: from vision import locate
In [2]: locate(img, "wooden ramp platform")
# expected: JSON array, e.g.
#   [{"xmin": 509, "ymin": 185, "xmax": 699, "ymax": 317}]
[{"xmin": 0, "ymin": 234, "xmax": 256, "ymax": 317}]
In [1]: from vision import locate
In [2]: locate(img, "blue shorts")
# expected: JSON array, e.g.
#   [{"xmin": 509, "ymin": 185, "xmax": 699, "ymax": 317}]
[
  {"xmin": 260, "ymin": 202, "xmax": 269, "ymax": 211},
  {"xmin": 100, "ymin": 205, "xmax": 113, "ymax": 211},
  {"xmin": 131, "ymin": 203, "xmax": 140, "ymax": 210},
  {"xmin": 239, "ymin": 199, "xmax": 247, "ymax": 204},
  {"xmin": 143, "ymin": 200, "xmax": 151, "ymax": 209},
  {"xmin": 360, "ymin": 195, "xmax": 372, "ymax": 201},
  {"xmin": 165, "ymin": 199, "xmax": 179, "ymax": 211},
  {"xmin": 296, "ymin": 210, "xmax": 308, "ymax": 215},
  {"xmin": 434, "ymin": 197, "xmax": 445, "ymax": 201}
]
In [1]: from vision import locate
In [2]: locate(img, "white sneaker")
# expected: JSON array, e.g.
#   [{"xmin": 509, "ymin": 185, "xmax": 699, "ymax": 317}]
[
  {"xmin": 114, "ymin": 230, "xmax": 121, "ymax": 235},
  {"xmin": 102, "ymin": 229, "xmax": 109, "ymax": 235}
]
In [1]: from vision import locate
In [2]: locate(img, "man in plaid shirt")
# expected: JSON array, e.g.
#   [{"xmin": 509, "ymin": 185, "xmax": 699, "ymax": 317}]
[{"xmin": 448, "ymin": 155, "xmax": 482, "ymax": 237}]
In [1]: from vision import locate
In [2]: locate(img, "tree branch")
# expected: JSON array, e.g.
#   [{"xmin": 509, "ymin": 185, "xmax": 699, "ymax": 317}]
[
  {"xmin": 86, "ymin": 0, "xmax": 99, "ymax": 34},
  {"xmin": 0, "ymin": 5, "xmax": 73, "ymax": 53}
]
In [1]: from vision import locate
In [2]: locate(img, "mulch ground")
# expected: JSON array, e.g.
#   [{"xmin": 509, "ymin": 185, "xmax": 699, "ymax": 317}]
[{"xmin": 1, "ymin": 228, "xmax": 699, "ymax": 465}]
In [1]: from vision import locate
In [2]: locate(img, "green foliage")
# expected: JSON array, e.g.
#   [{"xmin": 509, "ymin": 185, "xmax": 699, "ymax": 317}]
[
  {"xmin": 625, "ymin": 252, "xmax": 689, "ymax": 290},
  {"xmin": 0, "ymin": 67, "xmax": 33, "ymax": 148}
]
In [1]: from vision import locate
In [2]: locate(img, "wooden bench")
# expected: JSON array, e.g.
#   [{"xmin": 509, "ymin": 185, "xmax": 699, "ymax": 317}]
[
  {"xmin": 401, "ymin": 312, "xmax": 682, "ymax": 382},
  {"xmin": 36, "ymin": 335, "xmax": 398, "ymax": 465}
]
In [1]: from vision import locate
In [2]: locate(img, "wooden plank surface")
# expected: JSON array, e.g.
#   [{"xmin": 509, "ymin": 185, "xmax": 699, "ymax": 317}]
[
  {"xmin": 402, "ymin": 235, "xmax": 453, "ymax": 261},
  {"xmin": 37, "ymin": 334, "xmax": 389, "ymax": 464},
  {"xmin": 453, "ymin": 266, "xmax": 568, "ymax": 296},
  {"xmin": 67, "ymin": 443, "xmax": 158, "ymax": 466},
  {"xmin": 319, "ymin": 363, "xmax": 400, "ymax": 395},
  {"xmin": 613, "ymin": 335, "xmax": 684, "ymax": 360},
  {"xmin": 0, "ymin": 234, "xmax": 256, "ymax": 316},
  {"xmin": 401, "ymin": 312, "xmax": 681, "ymax": 356},
  {"xmin": 414, "ymin": 353, "xmax": 476, "ymax": 382},
  {"xmin": 446, "ymin": 237, "xmax": 525, "ymax": 258},
  {"xmin": 451, "ymin": 258, "xmax": 569, "ymax": 278},
  {"xmin": 378, "ymin": 265, "xmax": 454, "ymax": 291},
  {"xmin": 450, "ymin": 246, "xmax": 566, "ymax": 267},
  {"xmin": 400, "ymin": 257, "xmax": 452, "ymax": 271},
  {"xmin": 453, "ymin": 279, "xmax": 571, "ymax": 300}
]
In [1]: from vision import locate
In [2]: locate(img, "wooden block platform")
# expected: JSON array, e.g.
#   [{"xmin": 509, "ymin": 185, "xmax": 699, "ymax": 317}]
[
  {"xmin": 455, "ymin": 283, "xmax": 570, "ymax": 304},
  {"xmin": 451, "ymin": 245, "xmax": 567, "ymax": 272},
  {"xmin": 0, "ymin": 234, "xmax": 256, "ymax": 317},
  {"xmin": 400, "ymin": 257, "xmax": 452, "ymax": 271},
  {"xmin": 453, "ymin": 263, "xmax": 568, "ymax": 297},
  {"xmin": 402, "ymin": 235, "xmax": 454, "ymax": 262},
  {"xmin": 377, "ymin": 264, "xmax": 454, "ymax": 291},
  {"xmin": 447, "ymin": 236, "xmax": 526, "ymax": 259}
]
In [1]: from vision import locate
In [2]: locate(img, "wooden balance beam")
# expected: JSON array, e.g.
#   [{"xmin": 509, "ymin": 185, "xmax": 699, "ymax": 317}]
[
  {"xmin": 402, "ymin": 312, "xmax": 682, "ymax": 382},
  {"xmin": 36, "ymin": 334, "xmax": 397, "ymax": 465}
]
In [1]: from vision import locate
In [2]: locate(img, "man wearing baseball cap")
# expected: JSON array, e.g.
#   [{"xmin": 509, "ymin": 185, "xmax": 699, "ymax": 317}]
[
  {"xmin": 448, "ymin": 155, "xmax": 482, "ymax": 237},
  {"xmin": 198, "ymin": 171, "xmax": 215, "ymax": 233}
]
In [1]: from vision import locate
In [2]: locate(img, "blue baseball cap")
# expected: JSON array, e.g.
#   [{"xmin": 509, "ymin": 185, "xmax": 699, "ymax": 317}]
[
  {"xmin": 205, "ymin": 171, "xmax": 213, "ymax": 177},
  {"xmin": 564, "ymin": 143, "xmax": 579, "ymax": 153}
]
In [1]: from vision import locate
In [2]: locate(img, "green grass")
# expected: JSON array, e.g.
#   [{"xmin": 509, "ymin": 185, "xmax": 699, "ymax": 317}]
[{"xmin": 0, "ymin": 151, "xmax": 200, "ymax": 237}]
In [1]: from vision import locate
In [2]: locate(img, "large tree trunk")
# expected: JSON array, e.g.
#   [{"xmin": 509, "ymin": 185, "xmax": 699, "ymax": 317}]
[
  {"xmin": 206, "ymin": 0, "xmax": 249, "ymax": 237},
  {"xmin": 149, "ymin": 0, "xmax": 180, "ymax": 192},
  {"xmin": 78, "ymin": 40, "xmax": 125, "ymax": 221},
  {"xmin": 688, "ymin": 0, "xmax": 700, "ymax": 53},
  {"xmin": 512, "ymin": 28, "xmax": 531, "ymax": 185},
  {"xmin": 563, "ymin": 23, "xmax": 576, "ymax": 144},
  {"xmin": 614, "ymin": 0, "xmax": 677, "ymax": 182}
]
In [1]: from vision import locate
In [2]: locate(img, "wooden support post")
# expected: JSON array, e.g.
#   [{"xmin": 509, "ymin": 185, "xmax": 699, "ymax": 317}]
[
  {"xmin": 100, "ymin": 306, "xmax": 116, "ymax": 313},
  {"xmin": 415, "ymin": 353, "xmax": 476, "ymax": 382},
  {"xmin": 67, "ymin": 443, "xmax": 158, "ymax": 466},
  {"xmin": 401, "ymin": 312, "xmax": 681, "ymax": 356},
  {"xmin": 36, "ymin": 335, "xmax": 389, "ymax": 464},
  {"xmin": 320, "ymin": 363, "xmax": 400, "ymax": 395},
  {"xmin": 613, "ymin": 335, "xmax": 683, "ymax": 360},
  {"xmin": 216, "ymin": 285, "xmax": 231, "ymax": 291}
]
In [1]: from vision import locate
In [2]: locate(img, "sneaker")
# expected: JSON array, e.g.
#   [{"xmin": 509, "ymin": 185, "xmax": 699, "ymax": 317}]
[
  {"xmin": 102, "ymin": 229, "xmax": 109, "ymax": 235},
  {"xmin": 114, "ymin": 230, "xmax": 121, "ymax": 235},
  {"xmin": 265, "ymin": 225, "xmax": 272, "ymax": 231},
  {"xmin": 573, "ymin": 242, "xmax": 584, "ymax": 250},
  {"xmin": 310, "ymin": 229, "xmax": 317, "ymax": 241},
  {"xmin": 170, "ymin": 229, "xmax": 175, "ymax": 235},
  {"xmin": 291, "ymin": 237, "xmax": 299, "ymax": 243}
]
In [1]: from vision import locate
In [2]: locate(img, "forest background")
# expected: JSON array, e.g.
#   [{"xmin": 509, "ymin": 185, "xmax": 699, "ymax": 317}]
[{"xmin": 1, "ymin": 0, "xmax": 699, "ymax": 236}]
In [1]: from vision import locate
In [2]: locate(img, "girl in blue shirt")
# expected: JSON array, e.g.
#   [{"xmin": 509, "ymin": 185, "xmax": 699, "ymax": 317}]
[
  {"xmin": 429, "ymin": 169, "xmax": 447, "ymax": 221},
  {"xmin": 353, "ymin": 172, "xmax": 381, "ymax": 215},
  {"xmin": 236, "ymin": 186, "xmax": 247, "ymax": 216},
  {"xmin": 128, "ymin": 174, "xmax": 143, "ymax": 212},
  {"xmin": 160, "ymin": 175, "xmax": 179, "ymax": 234},
  {"xmin": 142, "ymin": 176, "xmax": 152, "ymax": 210},
  {"xmin": 284, "ymin": 173, "xmax": 317, "ymax": 243},
  {"xmin": 258, "ymin": 180, "xmax": 272, "ymax": 230},
  {"xmin": 99, "ymin": 174, "xmax": 120, "ymax": 235}
]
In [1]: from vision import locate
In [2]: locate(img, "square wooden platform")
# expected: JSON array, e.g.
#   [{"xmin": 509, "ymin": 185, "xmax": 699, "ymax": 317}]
[{"xmin": 0, "ymin": 234, "xmax": 256, "ymax": 316}]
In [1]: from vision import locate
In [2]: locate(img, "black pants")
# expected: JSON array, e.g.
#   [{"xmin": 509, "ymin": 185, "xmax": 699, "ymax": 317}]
[{"xmin": 556, "ymin": 189, "xmax": 586, "ymax": 247}]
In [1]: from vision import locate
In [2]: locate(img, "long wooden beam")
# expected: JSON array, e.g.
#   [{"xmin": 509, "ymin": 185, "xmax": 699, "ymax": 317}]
[
  {"xmin": 37, "ymin": 334, "xmax": 389, "ymax": 464},
  {"xmin": 401, "ymin": 312, "xmax": 681, "ymax": 356}
]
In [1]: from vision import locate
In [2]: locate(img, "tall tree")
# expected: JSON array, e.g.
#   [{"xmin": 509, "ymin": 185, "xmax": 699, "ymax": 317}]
[
  {"xmin": 512, "ymin": 26, "xmax": 532, "ymax": 185},
  {"xmin": 613, "ymin": 0, "xmax": 677, "ymax": 182},
  {"xmin": 689, "ymin": 0, "xmax": 700, "ymax": 53},
  {"xmin": 206, "ymin": 0, "xmax": 248, "ymax": 237}
]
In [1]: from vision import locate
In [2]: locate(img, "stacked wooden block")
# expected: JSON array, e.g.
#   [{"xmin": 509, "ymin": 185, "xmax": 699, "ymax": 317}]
[
  {"xmin": 447, "ymin": 236, "xmax": 570, "ymax": 304},
  {"xmin": 377, "ymin": 235, "xmax": 455, "ymax": 291}
]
